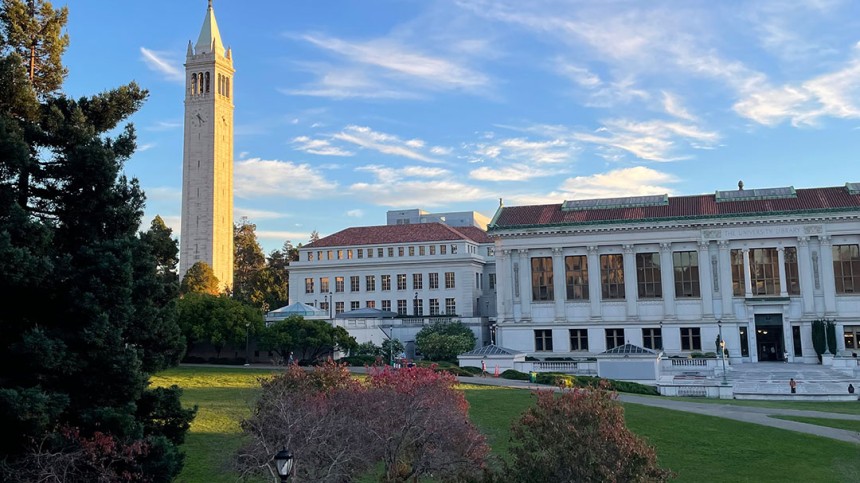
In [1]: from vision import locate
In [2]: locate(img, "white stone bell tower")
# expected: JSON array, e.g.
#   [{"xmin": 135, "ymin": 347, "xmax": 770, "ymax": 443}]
[{"xmin": 179, "ymin": 0, "xmax": 234, "ymax": 290}]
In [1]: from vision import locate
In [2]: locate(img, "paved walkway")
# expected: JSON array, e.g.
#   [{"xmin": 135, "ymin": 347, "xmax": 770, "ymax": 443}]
[{"xmin": 457, "ymin": 375, "xmax": 860, "ymax": 445}]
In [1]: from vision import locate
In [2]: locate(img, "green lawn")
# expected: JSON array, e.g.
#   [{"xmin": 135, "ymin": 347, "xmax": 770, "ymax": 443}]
[
  {"xmin": 154, "ymin": 366, "xmax": 860, "ymax": 483},
  {"xmin": 658, "ymin": 395, "xmax": 860, "ymax": 415}
]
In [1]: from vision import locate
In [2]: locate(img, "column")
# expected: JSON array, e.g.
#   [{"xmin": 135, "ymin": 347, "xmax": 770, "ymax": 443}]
[
  {"xmin": 518, "ymin": 249, "xmax": 532, "ymax": 321},
  {"xmin": 796, "ymin": 237, "xmax": 815, "ymax": 316},
  {"xmin": 552, "ymin": 248, "xmax": 566, "ymax": 321},
  {"xmin": 698, "ymin": 241, "xmax": 714, "ymax": 319},
  {"xmin": 659, "ymin": 243, "xmax": 676, "ymax": 320},
  {"xmin": 742, "ymin": 248, "xmax": 752, "ymax": 297},
  {"xmin": 747, "ymin": 318, "xmax": 758, "ymax": 362},
  {"xmin": 718, "ymin": 241, "xmax": 734, "ymax": 319},
  {"xmin": 819, "ymin": 236, "xmax": 837, "ymax": 316},
  {"xmin": 498, "ymin": 249, "xmax": 513, "ymax": 321},
  {"xmin": 777, "ymin": 246, "xmax": 788, "ymax": 297},
  {"xmin": 587, "ymin": 246, "xmax": 601, "ymax": 320},
  {"xmin": 623, "ymin": 244, "xmax": 638, "ymax": 319}
]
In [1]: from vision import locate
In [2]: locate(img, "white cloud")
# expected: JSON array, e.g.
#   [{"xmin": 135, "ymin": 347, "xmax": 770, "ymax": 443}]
[
  {"xmin": 139, "ymin": 47, "xmax": 183, "ymax": 82},
  {"xmin": 346, "ymin": 209, "xmax": 364, "ymax": 218},
  {"xmin": 662, "ymin": 91, "xmax": 696, "ymax": 121},
  {"xmin": 234, "ymin": 207, "xmax": 287, "ymax": 220},
  {"xmin": 257, "ymin": 230, "xmax": 311, "ymax": 242},
  {"xmin": 470, "ymin": 165, "xmax": 556, "ymax": 182},
  {"xmin": 350, "ymin": 164, "xmax": 489, "ymax": 207},
  {"xmin": 146, "ymin": 120, "xmax": 182, "ymax": 132},
  {"xmin": 234, "ymin": 158, "xmax": 338, "ymax": 199},
  {"xmin": 573, "ymin": 118, "xmax": 718, "ymax": 161},
  {"xmin": 508, "ymin": 166, "xmax": 679, "ymax": 205},
  {"xmin": 430, "ymin": 146, "xmax": 453, "ymax": 155},
  {"xmin": 333, "ymin": 126, "xmax": 442, "ymax": 163},
  {"xmin": 291, "ymin": 136, "xmax": 355, "ymax": 156},
  {"xmin": 137, "ymin": 142, "xmax": 156, "ymax": 152}
]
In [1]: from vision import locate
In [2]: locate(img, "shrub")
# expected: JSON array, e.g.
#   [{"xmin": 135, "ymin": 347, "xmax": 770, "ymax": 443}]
[
  {"xmin": 459, "ymin": 365, "xmax": 483, "ymax": 375},
  {"xmin": 415, "ymin": 321, "xmax": 476, "ymax": 361},
  {"xmin": 531, "ymin": 373, "xmax": 660, "ymax": 396},
  {"xmin": 339, "ymin": 355, "xmax": 378, "ymax": 366},
  {"xmin": 500, "ymin": 369, "xmax": 530, "ymax": 380}
]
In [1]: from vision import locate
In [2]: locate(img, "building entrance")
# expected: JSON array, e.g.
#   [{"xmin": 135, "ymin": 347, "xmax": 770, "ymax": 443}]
[{"xmin": 755, "ymin": 314, "xmax": 785, "ymax": 362}]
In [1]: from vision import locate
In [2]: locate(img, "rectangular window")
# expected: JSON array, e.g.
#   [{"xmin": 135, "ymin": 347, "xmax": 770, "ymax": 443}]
[
  {"xmin": 381, "ymin": 300, "xmax": 391, "ymax": 312},
  {"xmin": 429, "ymin": 298, "xmax": 440, "ymax": 315},
  {"xmin": 535, "ymin": 329, "xmax": 553, "ymax": 352},
  {"xmin": 307, "ymin": 252, "xmax": 313, "ymax": 261},
  {"xmin": 637, "ymin": 252, "xmax": 663, "ymax": 299},
  {"xmin": 731, "ymin": 249, "xmax": 745, "ymax": 296},
  {"xmin": 397, "ymin": 299, "xmax": 407, "ymax": 315},
  {"xmin": 397, "ymin": 274, "xmax": 407, "ymax": 290},
  {"xmin": 378, "ymin": 248, "xmax": 384, "ymax": 258},
  {"xmin": 642, "ymin": 328, "xmax": 662, "ymax": 350},
  {"xmin": 335, "ymin": 302, "xmax": 344, "ymax": 315},
  {"xmin": 605, "ymin": 328, "xmax": 624, "ymax": 350},
  {"xmin": 413, "ymin": 273, "xmax": 423, "ymax": 290},
  {"xmin": 569, "ymin": 329, "xmax": 588, "ymax": 351},
  {"xmin": 335, "ymin": 276, "xmax": 344, "ymax": 293},
  {"xmin": 531, "ymin": 257, "xmax": 554, "ymax": 301},
  {"xmin": 792, "ymin": 325, "xmax": 803, "ymax": 356},
  {"xmin": 430, "ymin": 245, "xmax": 436, "ymax": 255},
  {"xmin": 440, "ymin": 244, "xmax": 447, "ymax": 255},
  {"xmin": 445, "ymin": 272, "xmax": 455, "ymax": 289},
  {"xmin": 305, "ymin": 277, "xmax": 314, "ymax": 294},
  {"xmin": 409, "ymin": 246, "xmax": 415, "ymax": 256},
  {"xmin": 414, "ymin": 298, "xmax": 423, "ymax": 316},
  {"xmin": 445, "ymin": 298, "xmax": 456, "ymax": 314},
  {"xmin": 337, "ymin": 250, "xmax": 343, "ymax": 260},
  {"xmin": 489, "ymin": 273, "xmax": 496, "ymax": 290},
  {"xmin": 350, "ymin": 301, "xmax": 360, "ymax": 311},
  {"xmin": 366, "ymin": 275, "xmax": 376, "ymax": 292},
  {"xmin": 784, "ymin": 247, "xmax": 800, "ymax": 295},
  {"xmin": 381, "ymin": 275, "xmax": 391, "ymax": 291},
  {"xmin": 398, "ymin": 247, "xmax": 405, "ymax": 257},
  {"xmin": 357, "ymin": 249, "xmax": 363, "ymax": 259},
  {"xmin": 565, "ymin": 255, "xmax": 589, "ymax": 300},
  {"xmin": 347, "ymin": 250, "xmax": 353, "ymax": 259},
  {"xmin": 327, "ymin": 250, "xmax": 333, "ymax": 260},
  {"xmin": 488, "ymin": 247, "xmax": 495, "ymax": 256},
  {"xmin": 317, "ymin": 251, "xmax": 323, "ymax": 261},
  {"xmin": 366, "ymin": 300, "xmax": 376, "ymax": 309},
  {"xmin": 451, "ymin": 244, "xmax": 458, "ymax": 254},
  {"xmin": 750, "ymin": 248, "xmax": 780, "ymax": 295},
  {"xmin": 739, "ymin": 326, "xmax": 749, "ymax": 357},
  {"xmin": 673, "ymin": 251, "xmax": 700, "ymax": 298},
  {"xmin": 320, "ymin": 301, "xmax": 329, "ymax": 313},
  {"xmin": 367, "ymin": 248, "xmax": 373, "ymax": 258},
  {"xmin": 843, "ymin": 325, "xmax": 860, "ymax": 349},
  {"xmin": 681, "ymin": 327, "xmax": 702, "ymax": 351},
  {"xmin": 388, "ymin": 247, "xmax": 394, "ymax": 257},
  {"xmin": 320, "ymin": 277, "xmax": 329, "ymax": 293},
  {"xmin": 419, "ymin": 246, "xmax": 425, "ymax": 256},
  {"xmin": 833, "ymin": 244, "xmax": 860, "ymax": 294},
  {"xmin": 429, "ymin": 273, "xmax": 439, "ymax": 289},
  {"xmin": 350, "ymin": 276, "xmax": 359, "ymax": 292},
  {"xmin": 600, "ymin": 254, "xmax": 625, "ymax": 300}
]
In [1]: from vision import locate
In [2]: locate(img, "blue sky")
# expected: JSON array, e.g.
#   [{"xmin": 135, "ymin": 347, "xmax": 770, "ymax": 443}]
[{"xmin": 62, "ymin": 0, "xmax": 860, "ymax": 253}]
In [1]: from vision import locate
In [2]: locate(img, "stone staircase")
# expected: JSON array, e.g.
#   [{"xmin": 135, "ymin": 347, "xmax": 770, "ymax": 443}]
[{"xmin": 728, "ymin": 363, "xmax": 860, "ymax": 401}]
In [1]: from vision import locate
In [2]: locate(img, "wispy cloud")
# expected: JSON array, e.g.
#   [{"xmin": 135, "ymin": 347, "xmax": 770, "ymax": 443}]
[
  {"xmin": 146, "ymin": 120, "xmax": 182, "ymax": 132},
  {"xmin": 573, "ymin": 118, "xmax": 718, "ymax": 161},
  {"xmin": 234, "ymin": 207, "xmax": 288, "ymax": 220},
  {"xmin": 291, "ymin": 136, "xmax": 355, "ymax": 156},
  {"xmin": 257, "ymin": 230, "xmax": 312, "ymax": 242},
  {"xmin": 508, "ymin": 166, "xmax": 679, "ymax": 205},
  {"xmin": 662, "ymin": 91, "xmax": 696, "ymax": 121},
  {"xmin": 346, "ymin": 209, "xmax": 364, "ymax": 218},
  {"xmin": 234, "ymin": 158, "xmax": 338, "ymax": 199},
  {"xmin": 349, "ymin": 164, "xmax": 489, "ymax": 207},
  {"xmin": 137, "ymin": 142, "xmax": 156, "ymax": 153},
  {"xmin": 333, "ymin": 125, "xmax": 444, "ymax": 163},
  {"xmin": 139, "ymin": 47, "xmax": 183, "ymax": 82}
]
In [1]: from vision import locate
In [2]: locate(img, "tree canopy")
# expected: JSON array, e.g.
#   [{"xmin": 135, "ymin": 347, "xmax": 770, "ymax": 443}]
[
  {"xmin": 180, "ymin": 260, "xmax": 220, "ymax": 296},
  {"xmin": 258, "ymin": 315, "xmax": 357, "ymax": 363},
  {"xmin": 415, "ymin": 320, "xmax": 476, "ymax": 361},
  {"xmin": 176, "ymin": 293, "xmax": 263, "ymax": 358}
]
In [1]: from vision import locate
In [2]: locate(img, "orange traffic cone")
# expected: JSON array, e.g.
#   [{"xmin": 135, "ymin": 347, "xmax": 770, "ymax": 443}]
[{"xmin": 494, "ymin": 365, "xmax": 500, "ymax": 377}]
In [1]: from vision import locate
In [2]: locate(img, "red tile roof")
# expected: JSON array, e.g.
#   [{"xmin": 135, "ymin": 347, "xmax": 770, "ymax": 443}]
[
  {"xmin": 306, "ymin": 222, "xmax": 492, "ymax": 248},
  {"xmin": 491, "ymin": 186, "xmax": 860, "ymax": 230}
]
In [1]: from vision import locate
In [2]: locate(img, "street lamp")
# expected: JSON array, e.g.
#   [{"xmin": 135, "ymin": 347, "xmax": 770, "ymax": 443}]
[
  {"xmin": 244, "ymin": 322, "xmax": 250, "ymax": 366},
  {"xmin": 658, "ymin": 320, "xmax": 664, "ymax": 352},
  {"xmin": 273, "ymin": 447, "xmax": 294, "ymax": 482},
  {"xmin": 414, "ymin": 292, "xmax": 419, "ymax": 316},
  {"xmin": 718, "ymin": 320, "xmax": 728, "ymax": 385},
  {"xmin": 328, "ymin": 291, "xmax": 333, "ymax": 319}
]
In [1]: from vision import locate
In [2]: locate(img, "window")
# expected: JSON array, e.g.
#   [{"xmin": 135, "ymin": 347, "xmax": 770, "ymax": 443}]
[
  {"xmin": 731, "ymin": 249, "xmax": 745, "ymax": 296},
  {"xmin": 739, "ymin": 326, "xmax": 749, "ymax": 357},
  {"xmin": 569, "ymin": 329, "xmax": 588, "ymax": 351},
  {"xmin": 445, "ymin": 298, "xmax": 456, "ymax": 314},
  {"xmin": 320, "ymin": 277, "xmax": 329, "ymax": 293},
  {"xmin": 350, "ymin": 301, "xmax": 360, "ymax": 311},
  {"xmin": 565, "ymin": 255, "xmax": 589, "ymax": 300},
  {"xmin": 535, "ymin": 330, "xmax": 553, "ymax": 352},
  {"xmin": 600, "ymin": 254, "xmax": 625, "ymax": 299},
  {"xmin": 451, "ymin": 244, "xmax": 458, "ymax": 254},
  {"xmin": 378, "ymin": 248, "xmax": 384, "ymax": 258},
  {"xmin": 784, "ymin": 247, "xmax": 800, "ymax": 295},
  {"xmin": 750, "ymin": 248, "xmax": 780, "ymax": 295},
  {"xmin": 414, "ymin": 298, "xmax": 423, "ymax": 316},
  {"xmin": 429, "ymin": 298, "xmax": 440, "ymax": 315},
  {"xmin": 487, "ymin": 247, "xmax": 495, "ymax": 256},
  {"xmin": 445, "ymin": 272, "xmax": 455, "ymax": 289},
  {"xmin": 337, "ymin": 250, "xmax": 343, "ymax": 260},
  {"xmin": 381, "ymin": 275, "xmax": 391, "ymax": 291},
  {"xmin": 307, "ymin": 252, "xmax": 313, "ymax": 261},
  {"xmin": 429, "ymin": 273, "xmax": 439, "ymax": 289},
  {"xmin": 440, "ymin": 244, "xmax": 447, "ymax": 255},
  {"xmin": 413, "ymin": 273, "xmax": 423, "ymax": 290},
  {"xmin": 382, "ymin": 300, "xmax": 391, "ymax": 312},
  {"xmin": 793, "ymin": 325, "xmax": 803, "ymax": 356},
  {"xmin": 335, "ymin": 276, "xmax": 344, "ymax": 293},
  {"xmin": 476, "ymin": 272, "xmax": 481, "ymax": 289},
  {"xmin": 350, "ymin": 276, "xmax": 359, "ymax": 292},
  {"xmin": 397, "ymin": 274, "xmax": 407, "ymax": 290},
  {"xmin": 327, "ymin": 250, "xmax": 333, "ymax": 260},
  {"xmin": 673, "ymin": 251, "xmax": 700, "ymax": 297},
  {"xmin": 397, "ymin": 299, "xmax": 407, "ymax": 315},
  {"xmin": 489, "ymin": 273, "xmax": 496, "ymax": 290},
  {"xmin": 398, "ymin": 247, "xmax": 405, "ymax": 257},
  {"xmin": 366, "ymin": 275, "xmax": 376, "ymax": 291},
  {"xmin": 834, "ymin": 244, "xmax": 860, "ymax": 294},
  {"xmin": 388, "ymin": 247, "xmax": 394, "ymax": 257},
  {"xmin": 605, "ymin": 328, "xmax": 624, "ymax": 350},
  {"xmin": 430, "ymin": 245, "xmax": 436, "ymax": 255},
  {"xmin": 419, "ymin": 246, "xmax": 425, "ymax": 256},
  {"xmin": 680, "ymin": 327, "xmax": 701, "ymax": 351},
  {"xmin": 642, "ymin": 328, "xmax": 662, "ymax": 350},
  {"xmin": 357, "ymin": 249, "xmax": 363, "ymax": 259},
  {"xmin": 531, "ymin": 257, "xmax": 554, "ymax": 301},
  {"xmin": 305, "ymin": 277, "xmax": 314, "ymax": 293},
  {"xmin": 844, "ymin": 325, "xmax": 860, "ymax": 349},
  {"xmin": 335, "ymin": 302, "xmax": 344, "ymax": 315},
  {"xmin": 319, "ymin": 301, "xmax": 329, "ymax": 313},
  {"xmin": 367, "ymin": 248, "xmax": 373, "ymax": 258},
  {"xmin": 637, "ymin": 252, "xmax": 663, "ymax": 298},
  {"xmin": 347, "ymin": 250, "xmax": 353, "ymax": 259},
  {"xmin": 409, "ymin": 246, "xmax": 415, "ymax": 256},
  {"xmin": 317, "ymin": 251, "xmax": 323, "ymax": 261}
]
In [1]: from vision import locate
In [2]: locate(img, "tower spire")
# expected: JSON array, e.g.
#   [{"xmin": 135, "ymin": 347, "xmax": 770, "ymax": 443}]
[{"xmin": 195, "ymin": 0, "xmax": 225, "ymax": 57}]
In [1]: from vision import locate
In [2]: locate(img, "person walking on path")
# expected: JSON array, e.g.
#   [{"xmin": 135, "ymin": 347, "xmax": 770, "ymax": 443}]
[
  {"xmin": 783, "ymin": 350, "xmax": 789, "ymax": 363},
  {"xmin": 481, "ymin": 357, "xmax": 487, "ymax": 377},
  {"xmin": 789, "ymin": 378, "xmax": 797, "ymax": 394}
]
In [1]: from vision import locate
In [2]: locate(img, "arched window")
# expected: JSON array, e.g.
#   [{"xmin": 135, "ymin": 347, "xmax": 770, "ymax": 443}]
[
  {"xmin": 205, "ymin": 72, "xmax": 210, "ymax": 93},
  {"xmin": 198, "ymin": 72, "xmax": 204, "ymax": 93},
  {"xmin": 225, "ymin": 78, "xmax": 230, "ymax": 98},
  {"xmin": 191, "ymin": 73, "xmax": 197, "ymax": 95}
]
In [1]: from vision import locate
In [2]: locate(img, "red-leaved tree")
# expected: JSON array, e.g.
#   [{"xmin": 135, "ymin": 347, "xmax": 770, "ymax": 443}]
[{"xmin": 506, "ymin": 386, "xmax": 673, "ymax": 483}]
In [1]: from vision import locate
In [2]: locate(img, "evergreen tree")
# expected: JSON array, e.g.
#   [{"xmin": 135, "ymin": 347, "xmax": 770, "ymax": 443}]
[
  {"xmin": 0, "ymin": 2, "xmax": 193, "ymax": 479},
  {"xmin": 233, "ymin": 217, "xmax": 265, "ymax": 303},
  {"xmin": 180, "ymin": 260, "xmax": 221, "ymax": 296}
]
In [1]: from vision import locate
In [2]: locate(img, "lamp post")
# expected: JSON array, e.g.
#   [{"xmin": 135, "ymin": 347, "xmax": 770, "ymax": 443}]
[
  {"xmin": 718, "ymin": 320, "xmax": 728, "ymax": 385},
  {"xmin": 244, "ymin": 322, "xmax": 250, "ymax": 366},
  {"xmin": 414, "ymin": 291, "xmax": 418, "ymax": 317},
  {"xmin": 273, "ymin": 447, "xmax": 295, "ymax": 482},
  {"xmin": 659, "ymin": 321, "xmax": 664, "ymax": 353},
  {"xmin": 328, "ymin": 291, "xmax": 333, "ymax": 319}
]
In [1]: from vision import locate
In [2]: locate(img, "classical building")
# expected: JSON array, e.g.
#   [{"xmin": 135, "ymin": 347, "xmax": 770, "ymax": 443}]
[
  {"xmin": 386, "ymin": 208, "xmax": 491, "ymax": 230},
  {"xmin": 488, "ymin": 183, "xmax": 860, "ymax": 364},
  {"xmin": 287, "ymin": 222, "xmax": 497, "ymax": 356},
  {"xmin": 179, "ymin": 1, "xmax": 235, "ymax": 289}
]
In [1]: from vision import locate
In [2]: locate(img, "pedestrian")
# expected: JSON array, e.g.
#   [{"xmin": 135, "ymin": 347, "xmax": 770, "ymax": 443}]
[
  {"xmin": 783, "ymin": 350, "xmax": 789, "ymax": 363},
  {"xmin": 481, "ymin": 357, "xmax": 487, "ymax": 377},
  {"xmin": 849, "ymin": 384, "xmax": 855, "ymax": 394},
  {"xmin": 287, "ymin": 352, "xmax": 294, "ymax": 365},
  {"xmin": 789, "ymin": 378, "xmax": 797, "ymax": 394}
]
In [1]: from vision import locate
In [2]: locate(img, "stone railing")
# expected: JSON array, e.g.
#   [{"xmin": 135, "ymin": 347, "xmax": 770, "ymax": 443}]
[
  {"xmin": 518, "ymin": 361, "xmax": 597, "ymax": 375},
  {"xmin": 660, "ymin": 358, "xmax": 726, "ymax": 375}
]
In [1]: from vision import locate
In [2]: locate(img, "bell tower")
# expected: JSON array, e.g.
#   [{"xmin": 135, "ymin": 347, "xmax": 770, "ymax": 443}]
[{"xmin": 179, "ymin": 0, "xmax": 234, "ymax": 290}]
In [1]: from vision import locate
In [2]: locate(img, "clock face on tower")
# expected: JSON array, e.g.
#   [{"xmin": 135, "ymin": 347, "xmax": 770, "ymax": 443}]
[{"xmin": 192, "ymin": 109, "xmax": 206, "ymax": 127}]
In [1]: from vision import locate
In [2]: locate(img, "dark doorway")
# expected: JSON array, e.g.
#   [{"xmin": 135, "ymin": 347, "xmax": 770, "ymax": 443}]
[{"xmin": 755, "ymin": 314, "xmax": 785, "ymax": 361}]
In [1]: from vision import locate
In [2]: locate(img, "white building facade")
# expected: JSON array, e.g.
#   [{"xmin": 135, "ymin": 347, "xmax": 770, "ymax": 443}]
[
  {"xmin": 489, "ymin": 184, "xmax": 860, "ymax": 364},
  {"xmin": 287, "ymin": 223, "xmax": 497, "ymax": 354}
]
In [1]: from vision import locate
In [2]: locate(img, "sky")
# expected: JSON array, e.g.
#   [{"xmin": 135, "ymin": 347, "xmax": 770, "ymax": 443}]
[{"xmin": 61, "ymin": 0, "xmax": 860, "ymax": 253}]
